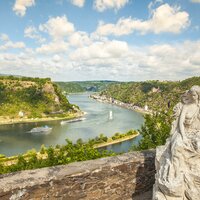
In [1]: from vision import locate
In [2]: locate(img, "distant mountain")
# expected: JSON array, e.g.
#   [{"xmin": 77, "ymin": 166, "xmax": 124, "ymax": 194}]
[
  {"xmin": 100, "ymin": 77, "xmax": 200, "ymax": 111},
  {"xmin": 0, "ymin": 76, "xmax": 76, "ymax": 119},
  {"xmin": 56, "ymin": 80, "xmax": 118, "ymax": 93},
  {"xmin": 0, "ymin": 74, "xmax": 23, "ymax": 78}
]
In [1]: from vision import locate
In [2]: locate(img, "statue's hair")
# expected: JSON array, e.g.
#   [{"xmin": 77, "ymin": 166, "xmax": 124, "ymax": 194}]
[
  {"xmin": 190, "ymin": 85, "xmax": 200, "ymax": 102},
  {"xmin": 190, "ymin": 85, "xmax": 200, "ymax": 94}
]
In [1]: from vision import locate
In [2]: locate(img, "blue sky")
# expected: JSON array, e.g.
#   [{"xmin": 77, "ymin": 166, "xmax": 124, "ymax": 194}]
[{"xmin": 0, "ymin": 0, "xmax": 199, "ymax": 81}]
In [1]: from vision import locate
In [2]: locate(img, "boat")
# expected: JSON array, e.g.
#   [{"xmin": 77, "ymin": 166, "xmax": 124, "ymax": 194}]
[
  {"xmin": 109, "ymin": 111, "xmax": 113, "ymax": 120},
  {"xmin": 28, "ymin": 126, "xmax": 52, "ymax": 134},
  {"xmin": 60, "ymin": 117, "xmax": 86, "ymax": 125}
]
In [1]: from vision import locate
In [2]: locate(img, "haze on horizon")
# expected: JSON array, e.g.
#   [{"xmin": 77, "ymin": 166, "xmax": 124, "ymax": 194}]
[{"xmin": 0, "ymin": 0, "xmax": 199, "ymax": 82}]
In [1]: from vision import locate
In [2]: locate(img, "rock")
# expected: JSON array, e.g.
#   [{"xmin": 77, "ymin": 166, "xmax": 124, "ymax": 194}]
[
  {"xmin": 0, "ymin": 151, "xmax": 155, "ymax": 200},
  {"xmin": 153, "ymin": 85, "xmax": 200, "ymax": 200}
]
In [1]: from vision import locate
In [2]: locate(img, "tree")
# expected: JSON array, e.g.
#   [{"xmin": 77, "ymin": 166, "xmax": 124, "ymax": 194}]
[{"xmin": 131, "ymin": 110, "xmax": 172, "ymax": 150}]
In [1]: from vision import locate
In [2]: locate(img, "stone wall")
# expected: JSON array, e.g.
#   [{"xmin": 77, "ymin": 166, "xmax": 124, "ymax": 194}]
[{"xmin": 0, "ymin": 150, "xmax": 155, "ymax": 200}]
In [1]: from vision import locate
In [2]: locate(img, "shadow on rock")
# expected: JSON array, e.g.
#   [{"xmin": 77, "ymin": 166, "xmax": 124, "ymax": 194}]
[{"xmin": 132, "ymin": 150, "xmax": 155, "ymax": 200}]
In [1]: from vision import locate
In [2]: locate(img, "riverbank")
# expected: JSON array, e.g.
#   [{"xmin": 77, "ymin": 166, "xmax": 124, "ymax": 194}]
[
  {"xmin": 90, "ymin": 94, "xmax": 152, "ymax": 115},
  {"xmin": 0, "ymin": 111, "xmax": 84, "ymax": 126},
  {"xmin": 0, "ymin": 131, "xmax": 139, "ymax": 167},
  {"xmin": 93, "ymin": 132, "xmax": 139, "ymax": 149}
]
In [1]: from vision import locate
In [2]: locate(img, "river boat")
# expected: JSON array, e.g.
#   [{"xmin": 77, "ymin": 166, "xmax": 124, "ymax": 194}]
[
  {"xmin": 28, "ymin": 126, "xmax": 52, "ymax": 134},
  {"xmin": 109, "ymin": 111, "xmax": 113, "ymax": 120},
  {"xmin": 60, "ymin": 117, "xmax": 86, "ymax": 125}
]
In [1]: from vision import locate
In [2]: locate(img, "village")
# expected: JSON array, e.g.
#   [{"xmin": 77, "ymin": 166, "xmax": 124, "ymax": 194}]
[{"xmin": 90, "ymin": 94, "xmax": 152, "ymax": 115}]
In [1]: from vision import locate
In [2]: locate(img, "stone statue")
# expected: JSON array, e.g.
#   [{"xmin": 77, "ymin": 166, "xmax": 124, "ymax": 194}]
[{"xmin": 153, "ymin": 85, "xmax": 200, "ymax": 200}]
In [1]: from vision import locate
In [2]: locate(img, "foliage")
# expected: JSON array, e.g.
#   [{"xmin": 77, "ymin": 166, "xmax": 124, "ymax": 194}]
[
  {"xmin": 0, "ymin": 154, "xmax": 5, "ymax": 159},
  {"xmin": 56, "ymin": 82, "xmax": 85, "ymax": 93},
  {"xmin": 101, "ymin": 76, "xmax": 200, "ymax": 111},
  {"xmin": 0, "ymin": 139, "xmax": 115, "ymax": 175},
  {"xmin": 111, "ymin": 130, "xmax": 137, "ymax": 140},
  {"xmin": 87, "ymin": 130, "xmax": 137, "ymax": 146},
  {"xmin": 131, "ymin": 110, "xmax": 173, "ymax": 150},
  {"xmin": 0, "ymin": 76, "xmax": 74, "ymax": 119},
  {"xmin": 56, "ymin": 81, "xmax": 118, "ymax": 94},
  {"xmin": 88, "ymin": 133, "xmax": 109, "ymax": 144},
  {"xmin": 0, "ymin": 130, "xmax": 138, "ymax": 175}
]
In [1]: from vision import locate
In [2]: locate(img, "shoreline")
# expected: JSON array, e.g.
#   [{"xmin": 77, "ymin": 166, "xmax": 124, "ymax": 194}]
[
  {"xmin": 0, "ymin": 111, "xmax": 84, "ymax": 126},
  {"xmin": 93, "ymin": 132, "xmax": 139, "ymax": 149},
  {"xmin": 1, "ymin": 133, "xmax": 140, "ymax": 166},
  {"xmin": 90, "ymin": 94, "xmax": 152, "ymax": 115}
]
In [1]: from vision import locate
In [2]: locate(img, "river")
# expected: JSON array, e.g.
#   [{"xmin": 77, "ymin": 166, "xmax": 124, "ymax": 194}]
[{"xmin": 0, "ymin": 93, "xmax": 144, "ymax": 156}]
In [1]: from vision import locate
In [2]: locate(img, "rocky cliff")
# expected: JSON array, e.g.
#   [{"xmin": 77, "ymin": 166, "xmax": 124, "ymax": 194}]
[{"xmin": 0, "ymin": 76, "xmax": 75, "ymax": 119}]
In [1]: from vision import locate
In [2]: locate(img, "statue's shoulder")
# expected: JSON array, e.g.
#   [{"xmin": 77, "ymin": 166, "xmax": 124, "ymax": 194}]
[{"xmin": 173, "ymin": 102, "xmax": 183, "ymax": 118}]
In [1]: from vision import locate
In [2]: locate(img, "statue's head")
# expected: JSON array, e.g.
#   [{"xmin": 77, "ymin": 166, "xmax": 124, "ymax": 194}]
[{"xmin": 182, "ymin": 85, "xmax": 200, "ymax": 105}]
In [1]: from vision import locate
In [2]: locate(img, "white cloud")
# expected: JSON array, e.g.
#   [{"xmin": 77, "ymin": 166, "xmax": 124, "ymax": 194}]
[
  {"xmin": 0, "ymin": 12, "xmax": 198, "ymax": 81},
  {"xmin": 0, "ymin": 39, "xmax": 199, "ymax": 81},
  {"xmin": 52, "ymin": 54, "xmax": 61, "ymax": 62},
  {"xmin": 190, "ymin": 0, "xmax": 200, "ymax": 3},
  {"xmin": 13, "ymin": 0, "xmax": 35, "ymax": 17},
  {"xmin": 69, "ymin": 31, "xmax": 91, "ymax": 47},
  {"xmin": 67, "ymin": 39, "xmax": 200, "ymax": 81},
  {"xmin": 94, "ymin": 0, "xmax": 129, "ymax": 12},
  {"xmin": 0, "ymin": 41, "xmax": 25, "ymax": 51},
  {"xmin": 39, "ymin": 16, "xmax": 75, "ymax": 41},
  {"xmin": 150, "ymin": 4, "xmax": 190, "ymax": 34},
  {"xmin": 70, "ymin": 0, "xmax": 85, "ymax": 7},
  {"xmin": 24, "ymin": 26, "xmax": 46, "ymax": 43},
  {"xmin": 0, "ymin": 34, "xmax": 9, "ymax": 42},
  {"xmin": 96, "ymin": 18, "xmax": 136, "ymax": 36},
  {"xmin": 70, "ymin": 40, "xmax": 129, "ymax": 60},
  {"xmin": 96, "ymin": 4, "xmax": 190, "ymax": 36},
  {"xmin": 36, "ymin": 41, "xmax": 68, "ymax": 54}
]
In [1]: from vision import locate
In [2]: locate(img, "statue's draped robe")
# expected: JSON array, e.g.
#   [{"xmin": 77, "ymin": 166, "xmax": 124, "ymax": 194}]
[{"xmin": 153, "ymin": 97, "xmax": 200, "ymax": 200}]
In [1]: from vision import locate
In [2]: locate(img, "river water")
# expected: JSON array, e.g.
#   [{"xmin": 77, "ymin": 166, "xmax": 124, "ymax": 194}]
[{"xmin": 0, "ymin": 93, "xmax": 144, "ymax": 156}]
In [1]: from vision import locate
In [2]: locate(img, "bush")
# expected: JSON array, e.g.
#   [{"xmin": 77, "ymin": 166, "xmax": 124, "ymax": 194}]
[
  {"xmin": 131, "ymin": 110, "xmax": 172, "ymax": 151},
  {"xmin": 0, "ymin": 138, "xmax": 115, "ymax": 175}
]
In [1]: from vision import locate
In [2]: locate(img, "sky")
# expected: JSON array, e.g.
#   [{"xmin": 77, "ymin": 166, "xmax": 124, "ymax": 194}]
[{"xmin": 0, "ymin": 0, "xmax": 199, "ymax": 81}]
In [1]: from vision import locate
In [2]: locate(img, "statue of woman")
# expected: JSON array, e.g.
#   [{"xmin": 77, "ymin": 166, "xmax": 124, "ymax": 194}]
[
  {"xmin": 179, "ymin": 86, "xmax": 200, "ymax": 136},
  {"xmin": 154, "ymin": 85, "xmax": 200, "ymax": 200}
]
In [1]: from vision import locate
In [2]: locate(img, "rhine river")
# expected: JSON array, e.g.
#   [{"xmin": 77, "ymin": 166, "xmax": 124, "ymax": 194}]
[{"xmin": 0, "ymin": 93, "xmax": 144, "ymax": 156}]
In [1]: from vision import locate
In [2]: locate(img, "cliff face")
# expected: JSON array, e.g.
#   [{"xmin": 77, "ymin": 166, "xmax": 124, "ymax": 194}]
[
  {"xmin": 0, "ymin": 76, "xmax": 74, "ymax": 119},
  {"xmin": 0, "ymin": 150, "xmax": 155, "ymax": 200}
]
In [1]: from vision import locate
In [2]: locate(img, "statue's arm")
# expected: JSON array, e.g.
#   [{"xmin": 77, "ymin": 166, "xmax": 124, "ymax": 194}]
[
  {"xmin": 179, "ymin": 106, "xmax": 186, "ymax": 140},
  {"xmin": 170, "ymin": 103, "xmax": 182, "ymax": 136}
]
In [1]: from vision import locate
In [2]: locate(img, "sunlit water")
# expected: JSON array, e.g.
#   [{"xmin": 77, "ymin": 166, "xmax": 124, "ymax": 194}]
[{"xmin": 0, "ymin": 93, "xmax": 144, "ymax": 156}]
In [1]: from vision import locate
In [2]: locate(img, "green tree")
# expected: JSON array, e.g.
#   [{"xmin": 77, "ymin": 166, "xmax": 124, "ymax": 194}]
[
  {"xmin": 40, "ymin": 144, "xmax": 46, "ymax": 154},
  {"xmin": 131, "ymin": 110, "xmax": 172, "ymax": 150}
]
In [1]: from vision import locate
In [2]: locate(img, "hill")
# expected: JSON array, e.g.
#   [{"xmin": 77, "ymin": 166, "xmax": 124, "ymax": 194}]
[
  {"xmin": 100, "ymin": 77, "xmax": 200, "ymax": 111},
  {"xmin": 56, "ymin": 81, "xmax": 118, "ymax": 93},
  {"xmin": 0, "ymin": 76, "xmax": 78, "ymax": 121}
]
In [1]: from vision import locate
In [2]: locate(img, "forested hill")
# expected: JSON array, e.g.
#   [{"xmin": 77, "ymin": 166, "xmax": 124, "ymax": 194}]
[
  {"xmin": 0, "ymin": 76, "xmax": 75, "ymax": 119},
  {"xmin": 100, "ymin": 77, "xmax": 200, "ymax": 111},
  {"xmin": 56, "ymin": 81, "xmax": 117, "ymax": 93}
]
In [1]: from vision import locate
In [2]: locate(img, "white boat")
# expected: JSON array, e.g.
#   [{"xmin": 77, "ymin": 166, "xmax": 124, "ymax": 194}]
[
  {"xmin": 109, "ymin": 111, "xmax": 113, "ymax": 120},
  {"xmin": 60, "ymin": 117, "xmax": 86, "ymax": 125},
  {"xmin": 28, "ymin": 126, "xmax": 52, "ymax": 134}
]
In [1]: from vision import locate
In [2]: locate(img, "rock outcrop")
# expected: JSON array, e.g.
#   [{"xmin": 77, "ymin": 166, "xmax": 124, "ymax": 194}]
[
  {"xmin": 153, "ymin": 85, "xmax": 200, "ymax": 200},
  {"xmin": 0, "ymin": 76, "xmax": 74, "ymax": 119}
]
